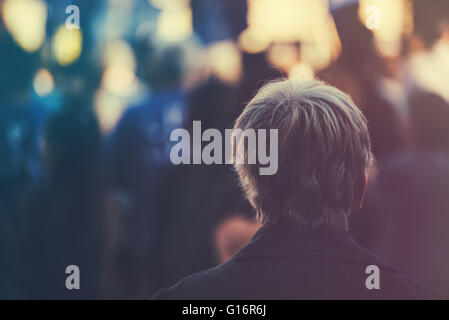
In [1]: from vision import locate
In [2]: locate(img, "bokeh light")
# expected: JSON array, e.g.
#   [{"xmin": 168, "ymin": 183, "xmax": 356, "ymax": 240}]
[
  {"xmin": 237, "ymin": 28, "xmax": 270, "ymax": 54},
  {"xmin": 359, "ymin": 0, "xmax": 413, "ymax": 57},
  {"xmin": 240, "ymin": 0, "xmax": 341, "ymax": 71},
  {"xmin": 289, "ymin": 62, "xmax": 315, "ymax": 80},
  {"xmin": 96, "ymin": 40, "xmax": 139, "ymax": 133},
  {"xmin": 33, "ymin": 68, "xmax": 54, "ymax": 97},
  {"xmin": 52, "ymin": 26, "xmax": 83, "ymax": 66},
  {"xmin": 208, "ymin": 41, "xmax": 242, "ymax": 85},
  {"xmin": 155, "ymin": 0, "xmax": 192, "ymax": 42},
  {"xmin": 1, "ymin": 0, "xmax": 47, "ymax": 52},
  {"xmin": 267, "ymin": 44, "xmax": 300, "ymax": 73},
  {"xmin": 101, "ymin": 40, "xmax": 137, "ymax": 96},
  {"xmin": 408, "ymin": 38, "xmax": 449, "ymax": 102},
  {"xmin": 94, "ymin": 90, "xmax": 128, "ymax": 134}
]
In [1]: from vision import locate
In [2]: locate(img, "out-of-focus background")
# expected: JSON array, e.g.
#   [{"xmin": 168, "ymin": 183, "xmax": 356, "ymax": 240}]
[{"xmin": 1, "ymin": 0, "xmax": 449, "ymax": 299}]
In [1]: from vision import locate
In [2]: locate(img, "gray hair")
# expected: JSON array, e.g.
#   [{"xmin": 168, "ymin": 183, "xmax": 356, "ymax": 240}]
[{"xmin": 233, "ymin": 79, "xmax": 372, "ymax": 230}]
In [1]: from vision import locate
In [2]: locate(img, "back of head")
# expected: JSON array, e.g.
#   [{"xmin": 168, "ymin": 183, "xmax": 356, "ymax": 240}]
[
  {"xmin": 43, "ymin": 106, "xmax": 101, "ymax": 183},
  {"xmin": 331, "ymin": 3, "xmax": 380, "ymax": 71},
  {"xmin": 234, "ymin": 79, "xmax": 372, "ymax": 231},
  {"xmin": 413, "ymin": 0, "xmax": 449, "ymax": 50},
  {"xmin": 0, "ymin": 20, "xmax": 37, "ymax": 105},
  {"xmin": 135, "ymin": 40, "xmax": 184, "ymax": 91},
  {"xmin": 409, "ymin": 91, "xmax": 449, "ymax": 151}
]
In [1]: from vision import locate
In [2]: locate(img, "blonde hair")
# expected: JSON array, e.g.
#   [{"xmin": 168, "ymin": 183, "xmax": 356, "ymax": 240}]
[{"xmin": 234, "ymin": 79, "xmax": 372, "ymax": 230}]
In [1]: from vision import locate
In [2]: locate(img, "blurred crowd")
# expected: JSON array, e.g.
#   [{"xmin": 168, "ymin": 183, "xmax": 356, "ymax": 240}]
[{"xmin": 1, "ymin": 0, "xmax": 449, "ymax": 299}]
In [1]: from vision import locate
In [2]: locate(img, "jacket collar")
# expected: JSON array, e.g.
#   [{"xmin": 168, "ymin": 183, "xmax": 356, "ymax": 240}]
[{"xmin": 232, "ymin": 221, "xmax": 397, "ymax": 272}]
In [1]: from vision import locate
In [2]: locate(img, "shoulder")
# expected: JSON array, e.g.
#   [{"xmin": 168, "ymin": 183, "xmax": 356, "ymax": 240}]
[
  {"xmin": 151, "ymin": 262, "xmax": 234, "ymax": 300},
  {"xmin": 352, "ymin": 242, "xmax": 445, "ymax": 299},
  {"xmin": 361, "ymin": 257, "xmax": 446, "ymax": 300},
  {"xmin": 387, "ymin": 272, "xmax": 446, "ymax": 300}
]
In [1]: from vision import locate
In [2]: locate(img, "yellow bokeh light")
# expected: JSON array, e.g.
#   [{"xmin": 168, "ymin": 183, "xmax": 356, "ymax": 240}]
[
  {"xmin": 149, "ymin": 0, "xmax": 179, "ymax": 9},
  {"xmin": 208, "ymin": 41, "xmax": 242, "ymax": 84},
  {"xmin": 94, "ymin": 90, "xmax": 128, "ymax": 134},
  {"xmin": 1, "ymin": 0, "xmax": 47, "ymax": 52},
  {"xmin": 101, "ymin": 66, "xmax": 138, "ymax": 96},
  {"xmin": 267, "ymin": 44, "xmax": 300, "ymax": 72},
  {"xmin": 247, "ymin": 0, "xmax": 309, "ymax": 43},
  {"xmin": 101, "ymin": 40, "xmax": 138, "ymax": 96},
  {"xmin": 52, "ymin": 26, "xmax": 83, "ymax": 66},
  {"xmin": 33, "ymin": 68, "xmax": 54, "ymax": 97},
  {"xmin": 239, "ymin": 0, "xmax": 341, "ymax": 70},
  {"xmin": 289, "ymin": 62, "xmax": 315, "ymax": 81},
  {"xmin": 237, "ymin": 28, "xmax": 270, "ymax": 54},
  {"xmin": 359, "ymin": 0, "xmax": 413, "ymax": 57},
  {"xmin": 103, "ymin": 40, "xmax": 136, "ymax": 71},
  {"xmin": 156, "ymin": 1, "xmax": 192, "ymax": 42},
  {"xmin": 408, "ymin": 38, "xmax": 449, "ymax": 102}
]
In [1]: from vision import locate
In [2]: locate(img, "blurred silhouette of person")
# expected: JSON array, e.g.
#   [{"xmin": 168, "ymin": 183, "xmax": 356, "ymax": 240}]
[
  {"xmin": 191, "ymin": 0, "xmax": 247, "ymax": 44},
  {"xmin": 150, "ymin": 74, "xmax": 254, "ymax": 295},
  {"xmin": 151, "ymin": 45, "xmax": 282, "ymax": 289},
  {"xmin": 0, "ymin": 20, "xmax": 48, "ymax": 212},
  {"xmin": 104, "ymin": 41, "xmax": 188, "ymax": 298},
  {"xmin": 238, "ymin": 52, "xmax": 284, "ymax": 113},
  {"xmin": 364, "ymin": 91, "xmax": 449, "ymax": 294},
  {"xmin": 16, "ymin": 106, "xmax": 105, "ymax": 299},
  {"xmin": 322, "ymin": 3, "xmax": 408, "ymax": 248},
  {"xmin": 402, "ymin": 1, "xmax": 449, "ymax": 104},
  {"xmin": 409, "ymin": 92, "xmax": 449, "ymax": 151},
  {"xmin": 411, "ymin": 0, "xmax": 449, "ymax": 51},
  {"xmin": 153, "ymin": 80, "xmax": 442, "ymax": 299},
  {"xmin": 320, "ymin": 3, "xmax": 407, "ymax": 161},
  {"xmin": 0, "ymin": 19, "xmax": 49, "ymax": 299}
]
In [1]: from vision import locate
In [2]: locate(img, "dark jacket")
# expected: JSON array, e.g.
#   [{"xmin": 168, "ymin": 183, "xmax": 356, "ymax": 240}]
[{"xmin": 152, "ymin": 222, "xmax": 444, "ymax": 300}]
